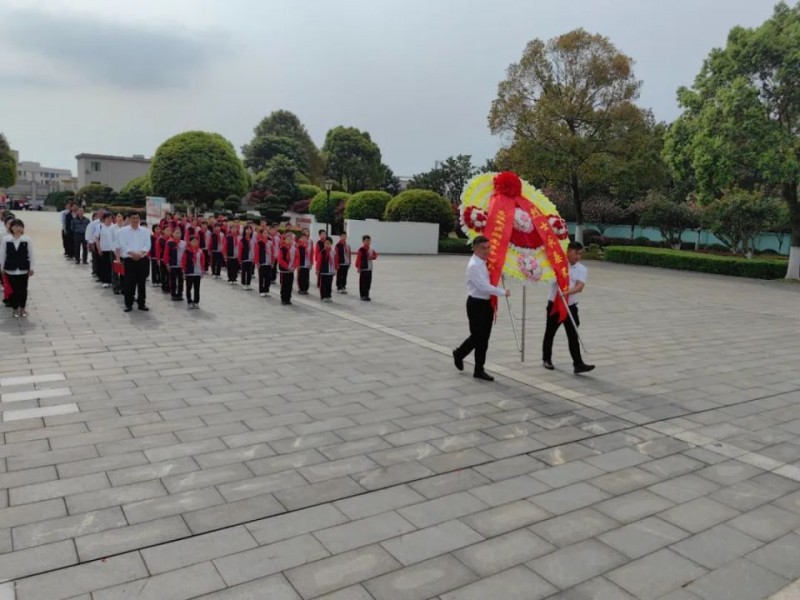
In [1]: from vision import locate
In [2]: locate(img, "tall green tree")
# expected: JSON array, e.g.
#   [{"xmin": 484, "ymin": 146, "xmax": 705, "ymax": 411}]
[
  {"xmin": 253, "ymin": 155, "xmax": 300, "ymax": 208},
  {"xmin": 150, "ymin": 131, "xmax": 248, "ymax": 205},
  {"xmin": 488, "ymin": 28, "xmax": 647, "ymax": 242},
  {"xmin": 245, "ymin": 110, "xmax": 322, "ymax": 181},
  {"xmin": 664, "ymin": 2, "xmax": 800, "ymax": 278},
  {"xmin": 322, "ymin": 126, "xmax": 383, "ymax": 193},
  {"xmin": 408, "ymin": 155, "xmax": 478, "ymax": 205},
  {"xmin": 379, "ymin": 164, "xmax": 401, "ymax": 196},
  {"xmin": 0, "ymin": 133, "xmax": 16, "ymax": 188}
]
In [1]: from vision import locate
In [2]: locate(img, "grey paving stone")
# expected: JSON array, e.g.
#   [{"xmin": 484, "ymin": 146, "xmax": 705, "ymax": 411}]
[
  {"xmin": 123, "ymin": 487, "xmax": 225, "ymax": 524},
  {"xmin": 640, "ymin": 454, "xmax": 705, "ymax": 479},
  {"xmin": 247, "ymin": 504, "xmax": 348, "ymax": 545},
  {"xmin": 319, "ymin": 436, "xmax": 393, "ymax": 460},
  {"xmin": 0, "ymin": 539, "xmax": 76, "ymax": 581},
  {"xmin": 441, "ymin": 565, "xmax": 557, "ymax": 600},
  {"xmin": 746, "ymin": 532, "xmax": 800, "ymax": 580},
  {"xmin": 410, "ymin": 469, "xmax": 490, "ymax": 499},
  {"xmin": 532, "ymin": 442, "xmax": 599, "ymax": 466},
  {"xmin": 49, "ymin": 427, "xmax": 131, "ymax": 450},
  {"xmin": 399, "ymin": 491, "xmax": 488, "ymax": 528},
  {"xmin": 608, "ymin": 548, "xmax": 708, "ymax": 599},
  {"xmin": 107, "ymin": 457, "xmax": 198, "ymax": 486},
  {"xmin": 65, "ymin": 480, "xmax": 166, "ymax": 514},
  {"xmin": 275, "ymin": 476, "xmax": 365, "ymax": 511},
  {"xmin": 334, "ymin": 485, "xmax": 425, "ymax": 520},
  {"xmin": 473, "ymin": 455, "xmax": 544, "ymax": 481},
  {"xmin": 194, "ymin": 443, "xmax": 277, "ymax": 469},
  {"xmin": 480, "ymin": 436, "xmax": 545, "ymax": 459},
  {"xmin": 314, "ymin": 585, "xmax": 372, "ymax": 600},
  {"xmin": 381, "ymin": 519, "xmax": 483, "ymax": 566},
  {"xmin": 469, "ymin": 474, "xmax": 550, "ymax": 507},
  {"xmin": 529, "ymin": 482, "xmax": 610, "ymax": 515},
  {"xmin": 455, "ymin": 528, "xmax": 554, "ymax": 576},
  {"xmin": 590, "ymin": 466, "xmax": 663, "ymax": 495},
  {"xmin": 299, "ymin": 454, "xmax": 379, "ymax": 483},
  {"xmin": 285, "ymin": 543, "xmax": 401, "ymax": 598},
  {"xmin": 93, "ymin": 561, "xmax": 226, "ymax": 600},
  {"xmin": 184, "ymin": 493, "xmax": 285, "ymax": 534},
  {"xmin": 270, "ymin": 432, "xmax": 344, "ymax": 455},
  {"xmin": 529, "ymin": 539, "xmax": 627, "ymax": 589},
  {"xmin": 12, "ymin": 506, "xmax": 127, "ymax": 549},
  {"xmin": 687, "ymin": 558, "xmax": 787, "ymax": 600},
  {"xmin": 461, "ymin": 499, "xmax": 551, "ymax": 538},
  {"xmin": 671, "ymin": 524, "xmax": 764, "ymax": 569},
  {"xmin": 214, "ymin": 533, "xmax": 330, "ymax": 586},
  {"xmin": 141, "ymin": 525, "xmax": 257, "ymax": 574},
  {"xmin": 57, "ymin": 452, "xmax": 149, "ymax": 479},
  {"xmin": 0, "ymin": 498, "xmax": 66, "ymax": 528},
  {"xmin": 547, "ymin": 576, "xmax": 637, "ymax": 600},
  {"xmin": 193, "ymin": 574, "xmax": 301, "ymax": 600},
  {"xmin": 596, "ymin": 489, "xmax": 675, "ymax": 524},
  {"xmin": 420, "ymin": 448, "xmax": 493, "ymax": 474},
  {"xmin": 357, "ymin": 462, "xmax": 434, "ymax": 490},
  {"xmin": 217, "ymin": 470, "xmax": 307, "ymax": 502},
  {"xmin": 598, "ymin": 516, "xmax": 690, "ymax": 559},
  {"xmin": 660, "ymin": 497, "xmax": 739, "ymax": 533},
  {"xmin": 698, "ymin": 460, "xmax": 765, "ymax": 486},
  {"xmin": 316, "ymin": 511, "xmax": 416, "ymax": 554},
  {"xmin": 532, "ymin": 507, "xmax": 620, "ymax": 547},
  {"xmin": 727, "ymin": 504, "xmax": 800, "ymax": 542},
  {"xmin": 649, "ymin": 474, "xmax": 721, "ymax": 503},
  {"xmin": 531, "ymin": 461, "xmax": 606, "ymax": 488},
  {"xmin": 75, "ymin": 515, "xmax": 190, "ymax": 561},
  {"xmin": 365, "ymin": 555, "xmax": 478, "ymax": 600},
  {"xmin": 97, "ymin": 432, "xmax": 179, "ymax": 457},
  {"xmin": 0, "ymin": 465, "xmax": 57, "ymax": 490},
  {"xmin": 586, "ymin": 447, "xmax": 650, "ymax": 471},
  {"xmin": 11, "ymin": 472, "xmax": 110, "ymax": 505},
  {"xmin": 246, "ymin": 448, "xmax": 326, "ymax": 476},
  {"xmin": 161, "ymin": 463, "xmax": 252, "ymax": 494},
  {"xmin": 773, "ymin": 488, "xmax": 800, "ymax": 515},
  {"xmin": 14, "ymin": 553, "xmax": 148, "ymax": 600},
  {"xmin": 712, "ymin": 474, "xmax": 798, "ymax": 511}
]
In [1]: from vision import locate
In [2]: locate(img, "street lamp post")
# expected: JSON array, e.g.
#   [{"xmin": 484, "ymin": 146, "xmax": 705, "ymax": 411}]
[{"xmin": 324, "ymin": 179, "xmax": 334, "ymax": 236}]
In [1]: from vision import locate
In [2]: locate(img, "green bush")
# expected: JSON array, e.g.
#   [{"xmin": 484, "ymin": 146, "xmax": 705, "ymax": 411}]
[
  {"xmin": 438, "ymin": 237, "xmax": 472, "ymax": 254},
  {"xmin": 298, "ymin": 184, "xmax": 322, "ymax": 200},
  {"xmin": 604, "ymin": 246, "xmax": 786, "ymax": 280},
  {"xmin": 345, "ymin": 190, "xmax": 392, "ymax": 221},
  {"xmin": 310, "ymin": 191, "xmax": 350, "ymax": 224},
  {"xmin": 384, "ymin": 190, "xmax": 454, "ymax": 237}
]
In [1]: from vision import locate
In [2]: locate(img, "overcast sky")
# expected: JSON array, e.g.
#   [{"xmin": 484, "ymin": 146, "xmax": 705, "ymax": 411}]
[{"xmin": 0, "ymin": 0, "xmax": 780, "ymax": 177}]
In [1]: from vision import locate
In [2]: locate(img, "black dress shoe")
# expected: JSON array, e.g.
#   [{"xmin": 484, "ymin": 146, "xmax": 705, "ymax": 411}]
[
  {"xmin": 473, "ymin": 371, "xmax": 495, "ymax": 382},
  {"xmin": 543, "ymin": 360, "xmax": 555, "ymax": 371},
  {"xmin": 452, "ymin": 350, "xmax": 464, "ymax": 372},
  {"xmin": 124, "ymin": 306, "xmax": 133, "ymax": 312},
  {"xmin": 574, "ymin": 364, "xmax": 596, "ymax": 374},
  {"xmin": 138, "ymin": 306, "xmax": 149, "ymax": 311}
]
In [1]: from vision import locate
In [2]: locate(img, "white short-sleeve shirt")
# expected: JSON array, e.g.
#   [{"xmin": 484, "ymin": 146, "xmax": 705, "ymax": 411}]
[{"xmin": 549, "ymin": 262, "xmax": 587, "ymax": 305}]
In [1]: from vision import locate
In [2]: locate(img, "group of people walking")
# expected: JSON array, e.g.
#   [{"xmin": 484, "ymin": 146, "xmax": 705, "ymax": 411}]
[{"xmin": 60, "ymin": 201, "xmax": 379, "ymax": 312}]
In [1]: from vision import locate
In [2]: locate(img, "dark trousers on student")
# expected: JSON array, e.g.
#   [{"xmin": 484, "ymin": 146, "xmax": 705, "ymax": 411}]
[
  {"xmin": 359, "ymin": 270, "xmax": 372, "ymax": 299},
  {"xmin": 185, "ymin": 276, "xmax": 200, "ymax": 304},
  {"xmin": 336, "ymin": 264, "xmax": 349, "ymax": 291},
  {"xmin": 542, "ymin": 301, "xmax": 584, "ymax": 366},
  {"xmin": 123, "ymin": 258, "xmax": 147, "ymax": 309},
  {"xmin": 271, "ymin": 260, "xmax": 278, "ymax": 282},
  {"xmin": 258, "ymin": 264, "xmax": 272, "ymax": 294},
  {"xmin": 227, "ymin": 258, "xmax": 239, "ymax": 282},
  {"xmin": 100, "ymin": 251, "xmax": 114, "ymax": 284},
  {"xmin": 6, "ymin": 274, "xmax": 29, "ymax": 309},
  {"xmin": 91, "ymin": 247, "xmax": 98, "ymax": 276},
  {"xmin": 169, "ymin": 267, "xmax": 184, "ymax": 298},
  {"xmin": 160, "ymin": 263, "xmax": 170, "ymax": 293},
  {"xmin": 150, "ymin": 258, "xmax": 161, "ymax": 285},
  {"xmin": 73, "ymin": 235, "xmax": 88, "ymax": 264},
  {"xmin": 211, "ymin": 252, "xmax": 223, "ymax": 277},
  {"xmin": 454, "ymin": 297, "xmax": 493, "ymax": 375},
  {"xmin": 112, "ymin": 264, "xmax": 123, "ymax": 294},
  {"xmin": 320, "ymin": 273, "xmax": 334, "ymax": 299},
  {"xmin": 203, "ymin": 250, "xmax": 210, "ymax": 272},
  {"xmin": 62, "ymin": 231, "xmax": 71, "ymax": 257},
  {"xmin": 280, "ymin": 271, "xmax": 294, "ymax": 303},
  {"xmin": 298, "ymin": 268, "xmax": 310, "ymax": 293},
  {"xmin": 241, "ymin": 261, "xmax": 254, "ymax": 286}
]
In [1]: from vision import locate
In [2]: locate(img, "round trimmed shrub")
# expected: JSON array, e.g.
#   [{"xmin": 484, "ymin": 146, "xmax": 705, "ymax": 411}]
[
  {"xmin": 298, "ymin": 184, "xmax": 322, "ymax": 200},
  {"xmin": 344, "ymin": 191, "xmax": 392, "ymax": 221},
  {"xmin": 384, "ymin": 190, "xmax": 454, "ymax": 237},
  {"xmin": 310, "ymin": 191, "xmax": 350, "ymax": 224}
]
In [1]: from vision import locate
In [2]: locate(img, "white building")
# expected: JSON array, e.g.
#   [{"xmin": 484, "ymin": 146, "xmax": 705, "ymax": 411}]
[
  {"xmin": 75, "ymin": 153, "xmax": 151, "ymax": 190},
  {"xmin": 0, "ymin": 152, "xmax": 75, "ymax": 204}
]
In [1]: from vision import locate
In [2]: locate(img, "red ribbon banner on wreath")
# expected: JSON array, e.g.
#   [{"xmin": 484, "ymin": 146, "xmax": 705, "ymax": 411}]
[{"xmin": 528, "ymin": 204, "xmax": 570, "ymax": 322}]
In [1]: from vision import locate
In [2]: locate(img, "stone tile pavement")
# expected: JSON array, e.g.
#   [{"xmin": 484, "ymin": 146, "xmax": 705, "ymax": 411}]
[{"xmin": 0, "ymin": 212, "xmax": 799, "ymax": 598}]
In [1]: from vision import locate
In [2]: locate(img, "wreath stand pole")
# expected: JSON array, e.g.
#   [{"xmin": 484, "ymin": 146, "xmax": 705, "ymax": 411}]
[
  {"xmin": 520, "ymin": 286, "xmax": 527, "ymax": 362},
  {"xmin": 501, "ymin": 276, "xmax": 521, "ymax": 355},
  {"xmin": 556, "ymin": 287, "xmax": 589, "ymax": 356}
]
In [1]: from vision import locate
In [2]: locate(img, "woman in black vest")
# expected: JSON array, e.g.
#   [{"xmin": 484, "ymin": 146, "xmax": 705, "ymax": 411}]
[{"xmin": 0, "ymin": 219, "xmax": 34, "ymax": 318}]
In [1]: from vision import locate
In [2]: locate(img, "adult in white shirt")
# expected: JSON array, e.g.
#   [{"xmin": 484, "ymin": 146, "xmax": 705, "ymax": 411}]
[
  {"xmin": 452, "ymin": 235, "xmax": 510, "ymax": 382},
  {"xmin": 117, "ymin": 213, "xmax": 151, "ymax": 312},
  {"xmin": 0, "ymin": 218, "xmax": 34, "ymax": 318},
  {"xmin": 95, "ymin": 213, "xmax": 116, "ymax": 287},
  {"xmin": 542, "ymin": 241, "xmax": 595, "ymax": 374},
  {"xmin": 86, "ymin": 212, "xmax": 102, "ymax": 278}
]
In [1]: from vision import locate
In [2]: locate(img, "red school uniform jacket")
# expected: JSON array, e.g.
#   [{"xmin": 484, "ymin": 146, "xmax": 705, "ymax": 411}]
[
  {"xmin": 163, "ymin": 239, "xmax": 187, "ymax": 268},
  {"xmin": 255, "ymin": 234, "xmax": 273, "ymax": 266},
  {"xmin": 238, "ymin": 236, "xmax": 256, "ymax": 263},
  {"xmin": 278, "ymin": 243, "xmax": 299, "ymax": 272},
  {"xmin": 335, "ymin": 240, "xmax": 351, "ymax": 268},
  {"xmin": 297, "ymin": 241, "xmax": 313, "ymax": 270},
  {"xmin": 318, "ymin": 246, "xmax": 337, "ymax": 275},
  {"xmin": 355, "ymin": 246, "xmax": 378, "ymax": 272},
  {"xmin": 210, "ymin": 231, "xmax": 224, "ymax": 253},
  {"xmin": 270, "ymin": 234, "xmax": 281, "ymax": 261},
  {"xmin": 181, "ymin": 248, "xmax": 206, "ymax": 275},
  {"xmin": 157, "ymin": 235, "xmax": 170, "ymax": 263},
  {"xmin": 223, "ymin": 233, "xmax": 239, "ymax": 260}
]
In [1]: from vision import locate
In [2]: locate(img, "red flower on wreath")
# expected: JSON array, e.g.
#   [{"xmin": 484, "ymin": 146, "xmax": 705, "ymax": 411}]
[
  {"xmin": 461, "ymin": 206, "xmax": 487, "ymax": 232},
  {"xmin": 548, "ymin": 215, "xmax": 569, "ymax": 239},
  {"xmin": 510, "ymin": 227, "xmax": 543, "ymax": 250}
]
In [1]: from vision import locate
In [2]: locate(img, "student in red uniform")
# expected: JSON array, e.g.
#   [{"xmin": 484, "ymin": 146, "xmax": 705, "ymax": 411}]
[
  {"xmin": 269, "ymin": 225, "xmax": 280, "ymax": 282},
  {"xmin": 224, "ymin": 225, "xmax": 240, "ymax": 285},
  {"xmin": 296, "ymin": 233, "xmax": 313, "ymax": 295},
  {"xmin": 164, "ymin": 227, "xmax": 186, "ymax": 301},
  {"xmin": 198, "ymin": 222, "xmax": 211, "ymax": 273},
  {"xmin": 355, "ymin": 234, "xmax": 378, "ymax": 301},
  {"xmin": 315, "ymin": 229, "xmax": 327, "ymax": 288},
  {"xmin": 210, "ymin": 223, "xmax": 224, "ymax": 278},
  {"xmin": 239, "ymin": 226, "xmax": 256, "ymax": 290},
  {"xmin": 255, "ymin": 229, "xmax": 273, "ymax": 297},
  {"xmin": 335, "ymin": 232, "xmax": 352, "ymax": 294},
  {"xmin": 150, "ymin": 224, "xmax": 162, "ymax": 287},
  {"xmin": 159, "ymin": 226, "xmax": 172, "ymax": 294},
  {"xmin": 318, "ymin": 237, "xmax": 337, "ymax": 302},
  {"xmin": 181, "ymin": 236, "xmax": 205, "ymax": 309},
  {"xmin": 278, "ymin": 232, "xmax": 298, "ymax": 305}
]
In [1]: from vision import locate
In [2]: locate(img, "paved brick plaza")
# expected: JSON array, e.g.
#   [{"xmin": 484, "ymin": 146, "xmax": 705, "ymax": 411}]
[{"xmin": 1, "ymin": 212, "xmax": 800, "ymax": 599}]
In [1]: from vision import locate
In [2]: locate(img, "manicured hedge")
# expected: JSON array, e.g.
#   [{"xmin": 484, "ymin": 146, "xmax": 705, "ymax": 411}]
[
  {"xmin": 385, "ymin": 190, "xmax": 454, "ymax": 237},
  {"xmin": 438, "ymin": 237, "xmax": 472, "ymax": 254},
  {"xmin": 604, "ymin": 246, "xmax": 786, "ymax": 280},
  {"xmin": 345, "ymin": 191, "xmax": 391, "ymax": 221}
]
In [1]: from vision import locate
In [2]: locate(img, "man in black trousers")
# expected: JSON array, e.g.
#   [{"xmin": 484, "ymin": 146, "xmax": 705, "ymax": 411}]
[
  {"xmin": 452, "ymin": 236, "xmax": 510, "ymax": 382},
  {"xmin": 116, "ymin": 213, "xmax": 151, "ymax": 312}
]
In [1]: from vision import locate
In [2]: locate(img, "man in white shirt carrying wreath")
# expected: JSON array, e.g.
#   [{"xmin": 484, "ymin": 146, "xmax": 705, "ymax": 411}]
[{"xmin": 452, "ymin": 235, "xmax": 510, "ymax": 382}]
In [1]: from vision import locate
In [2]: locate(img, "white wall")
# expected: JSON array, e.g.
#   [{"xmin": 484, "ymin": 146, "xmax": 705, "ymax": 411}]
[{"xmin": 345, "ymin": 219, "xmax": 438, "ymax": 255}]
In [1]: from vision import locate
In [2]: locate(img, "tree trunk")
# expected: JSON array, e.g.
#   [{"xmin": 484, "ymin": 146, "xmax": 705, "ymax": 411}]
[
  {"xmin": 695, "ymin": 229, "xmax": 701, "ymax": 251},
  {"xmin": 784, "ymin": 183, "xmax": 800, "ymax": 280},
  {"xmin": 571, "ymin": 172, "xmax": 583, "ymax": 243}
]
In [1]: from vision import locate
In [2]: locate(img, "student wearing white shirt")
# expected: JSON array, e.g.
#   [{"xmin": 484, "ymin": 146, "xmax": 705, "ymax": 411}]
[
  {"xmin": 96, "ymin": 213, "xmax": 116, "ymax": 287},
  {"xmin": 452, "ymin": 235, "xmax": 510, "ymax": 382},
  {"xmin": 117, "ymin": 213, "xmax": 151, "ymax": 312},
  {"xmin": 86, "ymin": 212, "xmax": 102, "ymax": 279},
  {"xmin": 542, "ymin": 241, "xmax": 595, "ymax": 374},
  {"xmin": 0, "ymin": 219, "xmax": 34, "ymax": 318}
]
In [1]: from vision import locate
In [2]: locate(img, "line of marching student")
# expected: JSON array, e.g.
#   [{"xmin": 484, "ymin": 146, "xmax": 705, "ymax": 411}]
[{"xmin": 80, "ymin": 210, "xmax": 379, "ymax": 311}]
